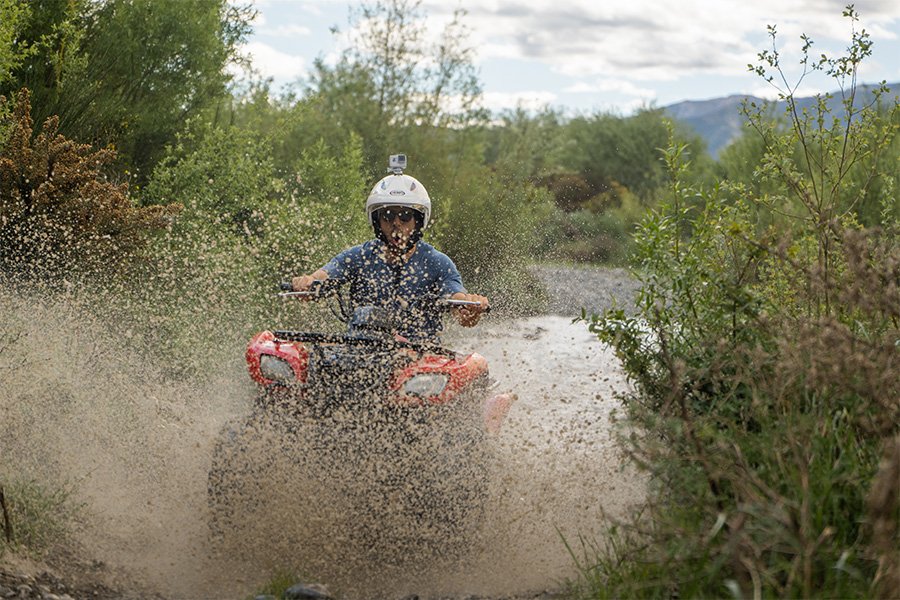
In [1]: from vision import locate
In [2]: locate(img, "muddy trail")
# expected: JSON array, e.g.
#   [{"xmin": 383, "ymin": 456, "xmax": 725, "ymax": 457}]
[{"xmin": 0, "ymin": 265, "xmax": 643, "ymax": 599}]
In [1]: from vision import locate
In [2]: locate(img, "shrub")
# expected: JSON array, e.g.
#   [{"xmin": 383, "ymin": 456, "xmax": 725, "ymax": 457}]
[
  {"xmin": 433, "ymin": 162, "xmax": 554, "ymax": 313},
  {"xmin": 0, "ymin": 479, "xmax": 77, "ymax": 558},
  {"xmin": 0, "ymin": 89, "xmax": 175, "ymax": 281},
  {"xmin": 130, "ymin": 126, "xmax": 371, "ymax": 375},
  {"xmin": 538, "ymin": 172, "xmax": 595, "ymax": 213},
  {"xmin": 580, "ymin": 8, "xmax": 899, "ymax": 598}
]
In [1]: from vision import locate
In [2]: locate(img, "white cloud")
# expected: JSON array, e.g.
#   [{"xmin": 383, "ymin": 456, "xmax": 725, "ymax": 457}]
[
  {"xmin": 242, "ymin": 0, "xmax": 325, "ymax": 31},
  {"xmin": 423, "ymin": 0, "xmax": 900, "ymax": 82},
  {"xmin": 260, "ymin": 24, "xmax": 313, "ymax": 37},
  {"xmin": 564, "ymin": 80, "xmax": 656, "ymax": 98},
  {"xmin": 480, "ymin": 90, "xmax": 559, "ymax": 112},
  {"xmin": 244, "ymin": 0, "xmax": 900, "ymax": 113},
  {"xmin": 241, "ymin": 41, "xmax": 307, "ymax": 80}
]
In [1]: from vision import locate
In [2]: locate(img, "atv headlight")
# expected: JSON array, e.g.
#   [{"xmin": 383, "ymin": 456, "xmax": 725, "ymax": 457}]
[
  {"xmin": 402, "ymin": 373, "xmax": 449, "ymax": 398},
  {"xmin": 259, "ymin": 354, "xmax": 295, "ymax": 383}
]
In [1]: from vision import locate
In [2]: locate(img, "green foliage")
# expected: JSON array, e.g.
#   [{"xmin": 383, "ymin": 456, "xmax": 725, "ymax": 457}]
[
  {"xmin": 0, "ymin": 89, "xmax": 176, "ymax": 281},
  {"xmin": 581, "ymin": 8, "xmax": 900, "ymax": 598},
  {"xmin": 0, "ymin": 478, "xmax": 77, "ymax": 558},
  {"xmin": 535, "ymin": 179, "xmax": 649, "ymax": 264},
  {"xmin": 0, "ymin": 0, "xmax": 32, "ymax": 86},
  {"xmin": 134, "ymin": 124, "xmax": 370, "ymax": 374},
  {"xmin": 484, "ymin": 107, "xmax": 568, "ymax": 182},
  {"xmin": 2, "ymin": 0, "xmax": 254, "ymax": 180},
  {"xmin": 724, "ymin": 17, "xmax": 900, "ymax": 232},
  {"xmin": 145, "ymin": 123, "xmax": 369, "ymax": 276},
  {"xmin": 287, "ymin": 136, "xmax": 370, "ymax": 267},
  {"xmin": 513, "ymin": 108, "xmax": 716, "ymax": 264},
  {"xmin": 7, "ymin": 0, "xmax": 87, "ymax": 96},
  {"xmin": 226, "ymin": 84, "xmax": 322, "ymax": 175},
  {"xmin": 432, "ymin": 162, "xmax": 554, "ymax": 312},
  {"xmin": 562, "ymin": 107, "xmax": 712, "ymax": 203},
  {"xmin": 146, "ymin": 123, "xmax": 280, "ymax": 230}
]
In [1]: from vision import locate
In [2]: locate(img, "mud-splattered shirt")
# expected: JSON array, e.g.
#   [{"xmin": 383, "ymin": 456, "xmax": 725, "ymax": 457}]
[{"xmin": 321, "ymin": 240, "xmax": 466, "ymax": 343}]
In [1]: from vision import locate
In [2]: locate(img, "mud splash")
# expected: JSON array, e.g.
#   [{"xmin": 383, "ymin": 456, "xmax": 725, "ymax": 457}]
[
  {"xmin": 1, "ymin": 288, "xmax": 643, "ymax": 599},
  {"xmin": 436, "ymin": 316, "xmax": 643, "ymax": 596}
]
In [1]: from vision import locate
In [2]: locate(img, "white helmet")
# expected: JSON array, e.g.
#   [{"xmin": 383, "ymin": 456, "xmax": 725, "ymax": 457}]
[{"xmin": 365, "ymin": 172, "xmax": 431, "ymax": 232}]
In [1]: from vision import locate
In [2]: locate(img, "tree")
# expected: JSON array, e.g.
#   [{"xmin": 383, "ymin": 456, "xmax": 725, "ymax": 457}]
[
  {"xmin": 484, "ymin": 107, "xmax": 567, "ymax": 182},
  {"xmin": 304, "ymin": 0, "xmax": 486, "ymax": 175},
  {"xmin": 562, "ymin": 108, "xmax": 708, "ymax": 202},
  {"xmin": 0, "ymin": 0, "xmax": 32, "ymax": 87},
  {"xmin": 2, "ymin": 0, "xmax": 254, "ymax": 181},
  {"xmin": 143, "ymin": 122, "xmax": 370, "ymax": 294}
]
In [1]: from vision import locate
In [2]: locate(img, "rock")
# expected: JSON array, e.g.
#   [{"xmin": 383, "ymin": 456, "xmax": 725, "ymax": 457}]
[{"xmin": 284, "ymin": 583, "xmax": 333, "ymax": 599}]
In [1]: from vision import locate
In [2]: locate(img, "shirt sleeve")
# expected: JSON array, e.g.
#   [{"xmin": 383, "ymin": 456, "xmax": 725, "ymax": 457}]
[
  {"xmin": 321, "ymin": 245, "xmax": 360, "ymax": 281},
  {"xmin": 436, "ymin": 252, "xmax": 466, "ymax": 297}
]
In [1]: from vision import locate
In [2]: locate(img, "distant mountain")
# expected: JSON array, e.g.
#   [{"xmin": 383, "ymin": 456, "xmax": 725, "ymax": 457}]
[{"xmin": 663, "ymin": 82, "xmax": 899, "ymax": 158}]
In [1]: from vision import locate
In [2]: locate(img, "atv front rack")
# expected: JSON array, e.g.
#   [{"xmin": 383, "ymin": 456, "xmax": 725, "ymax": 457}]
[{"xmin": 272, "ymin": 330, "xmax": 458, "ymax": 358}]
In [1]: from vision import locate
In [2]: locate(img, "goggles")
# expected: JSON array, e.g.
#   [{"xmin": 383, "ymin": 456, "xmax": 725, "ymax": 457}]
[{"xmin": 377, "ymin": 208, "xmax": 417, "ymax": 224}]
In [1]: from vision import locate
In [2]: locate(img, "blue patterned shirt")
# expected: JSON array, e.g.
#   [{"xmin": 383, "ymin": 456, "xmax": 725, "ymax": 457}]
[{"xmin": 322, "ymin": 240, "xmax": 466, "ymax": 342}]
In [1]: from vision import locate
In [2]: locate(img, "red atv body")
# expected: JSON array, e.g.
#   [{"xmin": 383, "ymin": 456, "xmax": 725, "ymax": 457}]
[
  {"xmin": 208, "ymin": 287, "xmax": 515, "ymax": 560},
  {"xmin": 244, "ymin": 307, "xmax": 514, "ymax": 432}
]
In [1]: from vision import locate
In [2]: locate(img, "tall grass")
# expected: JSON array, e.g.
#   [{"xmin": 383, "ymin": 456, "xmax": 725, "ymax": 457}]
[{"xmin": 0, "ymin": 478, "xmax": 78, "ymax": 557}]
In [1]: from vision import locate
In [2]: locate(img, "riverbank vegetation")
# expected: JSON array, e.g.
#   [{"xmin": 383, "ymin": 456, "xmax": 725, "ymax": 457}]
[
  {"xmin": 1, "ymin": 1, "xmax": 897, "ymax": 597},
  {"xmin": 583, "ymin": 7, "xmax": 899, "ymax": 598}
]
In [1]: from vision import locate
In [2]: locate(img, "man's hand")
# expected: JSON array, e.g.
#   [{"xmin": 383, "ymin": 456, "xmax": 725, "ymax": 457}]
[
  {"xmin": 451, "ymin": 292, "xmax": 489, "ymax": 327},
  {"xmin": 290, "ymin": 270, "xmax": 328, "ymax": 300}
]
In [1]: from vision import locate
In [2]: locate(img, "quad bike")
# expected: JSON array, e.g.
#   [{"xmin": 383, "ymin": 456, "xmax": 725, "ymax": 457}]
[{"xmin": 207, "ymin": 279, "xmax": 516, "ymax": 562}]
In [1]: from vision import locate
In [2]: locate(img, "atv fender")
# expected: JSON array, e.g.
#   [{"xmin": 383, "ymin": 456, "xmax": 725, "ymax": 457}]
[{"xmin": 482, "ymin": 392, "xmax": 517, "ymax": 434}]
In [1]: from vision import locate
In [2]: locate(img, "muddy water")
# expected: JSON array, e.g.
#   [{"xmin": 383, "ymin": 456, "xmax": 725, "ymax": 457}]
[
  {"xmin": 437, "ymin": 316, "xmax": 644, "ymax": 596},
  {"xmin": 1, "ymin": 291, "xmax": 643, "ymax": 599}
]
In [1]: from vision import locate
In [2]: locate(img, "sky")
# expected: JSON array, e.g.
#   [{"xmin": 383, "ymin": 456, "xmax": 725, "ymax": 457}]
[{"xmin": 238, "ymin": 0, "xmax": 900, "ymax": 115}]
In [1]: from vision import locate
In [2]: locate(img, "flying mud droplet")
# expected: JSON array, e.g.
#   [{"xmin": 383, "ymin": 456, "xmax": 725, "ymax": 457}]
[{"xmin": 0, "ymin": 277, "xmax": 644, "ymax": 599}]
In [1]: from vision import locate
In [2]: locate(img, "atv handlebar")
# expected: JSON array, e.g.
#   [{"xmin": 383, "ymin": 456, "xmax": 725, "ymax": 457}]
[
  {"xmin": 278, "ymin": 280, "xmax": 489, "ymax": 312},
  {"xmin": 277, "ymin": 279, "xmax": 341, "ymax": 299},
  {"xmin": 438, "ymin": 298, "xmax": 491, "ymax": 313}
]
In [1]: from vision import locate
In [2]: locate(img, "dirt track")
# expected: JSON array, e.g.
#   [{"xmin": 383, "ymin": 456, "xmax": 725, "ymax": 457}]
[
  {"xmin": 527, "ymin": 264, "xmax": 640, "ymax": 317},
  {"xmin": 1, "ymin": 265, "xmax": 643, "ymax": 599}
]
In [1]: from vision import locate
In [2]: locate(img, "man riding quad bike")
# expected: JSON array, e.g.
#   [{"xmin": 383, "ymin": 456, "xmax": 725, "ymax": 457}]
[
  {"xmin": 291, "ymin": 154, "xmax": 489, "ymax": 339},
  {"xmin": 207, "ymin": 156, "xmax": 516, "ymax": 564}
]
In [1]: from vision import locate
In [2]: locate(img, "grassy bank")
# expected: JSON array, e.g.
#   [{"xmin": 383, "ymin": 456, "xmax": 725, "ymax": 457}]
[{"xmin": 576, "ymin": 14, "xmax": 899, "ymax": 598}]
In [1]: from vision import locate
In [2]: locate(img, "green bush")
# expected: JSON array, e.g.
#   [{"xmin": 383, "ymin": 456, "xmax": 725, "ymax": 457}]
[
  {"xmin": 433, "ymin": 162, "xmax": 554, "ymax": 313},
  {"xmin": 579, "ymin": 8, "xmax": 899, "ymax": 598},
  {"xmin": 537, "ymin": 180, "xmax": 648, "ymax": 265},
  {"xmin": 132, "ymin": 125, "xmax": 371, "ymax": 375}
]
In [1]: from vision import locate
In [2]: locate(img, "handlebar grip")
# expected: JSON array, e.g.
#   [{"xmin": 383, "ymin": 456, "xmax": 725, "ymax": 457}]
[
  {"xmin": 277, "ymin": 278, "xmax": 331, "ymax": 298},
  {"xmin": 441, "ymin": 299, "xmax": 491, "ymax": 313}
]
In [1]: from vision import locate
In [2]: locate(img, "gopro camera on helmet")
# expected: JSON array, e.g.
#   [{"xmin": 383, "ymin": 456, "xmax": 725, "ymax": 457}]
[{"xmin": 389, "ymin": 153, "xmax": 407, "ymax": 173}]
